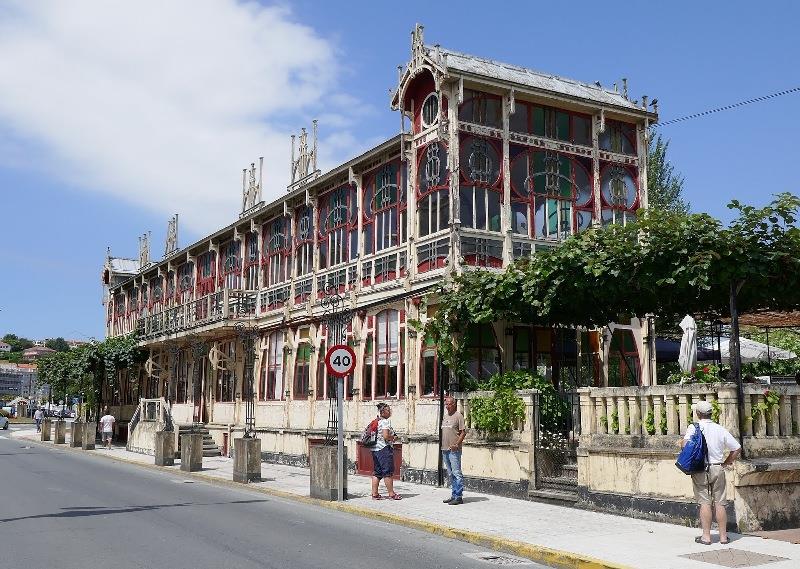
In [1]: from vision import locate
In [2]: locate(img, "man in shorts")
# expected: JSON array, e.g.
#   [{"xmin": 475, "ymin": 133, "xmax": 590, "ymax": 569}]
[
  {"xmin": 681, "ymin": 400, "xmax": 740, "ymax": 545},
  {"xmin": 99, "ymin": 407, "xmax": 116, "ymax": 449},
  {"xmin": 370, "ymin": 403, "xmax": 401, "ymax": 500}
]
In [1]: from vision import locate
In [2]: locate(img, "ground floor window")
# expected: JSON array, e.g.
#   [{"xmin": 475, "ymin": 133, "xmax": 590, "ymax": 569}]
[
  {"xmin": 176, "ymin": 349, "xmax": 189, "ymax": 403},
  {"xmin": 215, "ymin": 341, "xmax": 236, "ymax": 402},
  {"xmin": 420, "ymin": 336, "xmax": 448, "ymax": 396},
  {"xmin": 294, "ymin": 343, "xmax": 311, "ymax": 398},
  {"xmin": 259, "ymin": 331, "xmax": 284, "ymax": 400},
  {"xmin": 465, "ymin": 323, "xmax": 501, "ymax": 383},
  {"xmin": 607, "ymin": 329, "xmax": 639, "ymax": 387}
]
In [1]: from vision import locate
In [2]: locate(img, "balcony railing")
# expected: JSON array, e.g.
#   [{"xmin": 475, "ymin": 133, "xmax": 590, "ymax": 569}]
[{"xmin": 134, "ymin": 289, "xmax": 257, "ymax": 340}]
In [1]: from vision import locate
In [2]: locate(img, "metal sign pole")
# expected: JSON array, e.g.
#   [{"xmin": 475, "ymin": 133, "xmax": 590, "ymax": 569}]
[{"xmin": 336, "ymin": 375, "xmax": 345, "ymax": 502}]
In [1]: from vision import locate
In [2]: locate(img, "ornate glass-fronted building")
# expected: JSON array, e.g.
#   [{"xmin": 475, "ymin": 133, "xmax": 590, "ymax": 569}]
[{"xmin": 103, "ymin": 25, "xmax": 657, "ymax": 494}]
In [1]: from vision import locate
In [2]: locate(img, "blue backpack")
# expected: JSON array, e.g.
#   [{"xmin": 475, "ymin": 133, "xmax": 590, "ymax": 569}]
[{"xmin": 676, "ymin": 423, "xmax": 709, "ymax": 474}]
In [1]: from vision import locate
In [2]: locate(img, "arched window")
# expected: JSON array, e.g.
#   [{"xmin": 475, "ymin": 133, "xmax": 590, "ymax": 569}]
[
  {"xmin": 149, "ymin": 276, "xmax": 163, "ymax": 313},
  {"xmin": 165, "ymin": 271, "xmax": 175, "ymax": 305},
  {"xmin": 263, "ymin": 216, "xmax": 291, "ymax": 286},
  {"xmin": 465, "ymin": 323, "xmax": 501, "ymax": 382},
  {"xmin": 177, "ymin": 262, "xmax": 194, "ymax": 304},
  {"xmin": 459, "ymin": 135, "xmax": 502, "ymax": 232},
  {"xmin": 363, "ymin": 162, "xmax": 406, "ymax": 255},
  {"xmin": 510, "ymin": 102, "xmax": 591, "ymax": 147},
  {"xmin": 197, "ymin": 252, "xmax": 216, "ymax": 296},
  {"xmin": 243, "ymin": 233, "xmax": 259, "ymax": 290},
  {"xmin": 417, "ymin": 142, "xmax": 450, "ymax": 238},
  {"xmin": 259, "ymin": 331, "xmax": 284, "ymax": 400},
  {"xmin": 318, "ymin": 184, "xmax": 357, "ymax": 269},
  {"xmin": 219, "ymin": 240, "xmax": 241, "ymax": 289},
  {"xmin": 293, "ymin": 343, "xmax": 311, "ymax": 398},
  {"xmin": 599, "ymin": 120, "xmax": 637, "ymax": 156},
  {"xmin": 421, "ymin": 92, "xmax": 440, "ymax": 128},
  {"xmin": 511, "ymin": 149, "xmax": 593, "ymax": 239},
  {"xmin": 295, "ymin": 206, "xmax": 314, "ymax": 277},
  {"xmin": 600, "ymin": 164, "xmax": 639, "ymax": 226},
  {"xmin": 458, "ymin": 89, "xmax": 502, "ymax": 129},
  {"xmin": 374, "ymin": 309, "xmax": 403, "ymax": 398}
]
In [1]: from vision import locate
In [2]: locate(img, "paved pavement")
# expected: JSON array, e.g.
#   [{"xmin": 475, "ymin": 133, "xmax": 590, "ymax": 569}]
[
  {"xmin": 0, "ymin": 431, "xmax": 547, "ymax": 569},
  {"xmin": 10, "ymin": 426, "xmax": 800, "ymax": 569}
]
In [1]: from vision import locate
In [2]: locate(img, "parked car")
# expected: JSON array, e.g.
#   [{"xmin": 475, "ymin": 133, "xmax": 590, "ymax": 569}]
[{"xmin": 0, "ymin": 415, "xmax": 9, "ymax": 429}]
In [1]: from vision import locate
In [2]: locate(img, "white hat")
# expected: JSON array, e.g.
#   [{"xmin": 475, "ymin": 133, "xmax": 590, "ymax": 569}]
[{"xmin": 693, "ymin": 400, "xmax": 713, "ymax": 414}]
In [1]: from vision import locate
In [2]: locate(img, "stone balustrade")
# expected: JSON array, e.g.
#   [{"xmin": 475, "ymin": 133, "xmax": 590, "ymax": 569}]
[{"xmin": 452, "ymin": 389, "xmax": 538, "ymax": 444}]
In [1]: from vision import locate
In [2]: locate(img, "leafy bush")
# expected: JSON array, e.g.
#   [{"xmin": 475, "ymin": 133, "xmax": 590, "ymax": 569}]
[{"xmin": 470, "ymin": 389, "xmax": 525, "ymax": 433}]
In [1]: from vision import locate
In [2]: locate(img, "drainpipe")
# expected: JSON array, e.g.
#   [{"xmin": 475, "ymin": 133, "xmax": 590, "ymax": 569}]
[{"xmin": 437, "ymin": 358, "xmax": 445, "ymax": 486}]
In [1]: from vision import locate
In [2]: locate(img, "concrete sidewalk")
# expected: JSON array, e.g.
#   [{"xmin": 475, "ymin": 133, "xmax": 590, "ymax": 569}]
[{"xmin": 12, "ymin": 427, "xmax": 800, "ymax": 569}]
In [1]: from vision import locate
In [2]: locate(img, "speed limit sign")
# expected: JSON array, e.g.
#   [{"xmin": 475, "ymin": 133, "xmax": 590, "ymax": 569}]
[{"xmin": 325, "ymin": 344, "xmax": 356, "ymax": 377}]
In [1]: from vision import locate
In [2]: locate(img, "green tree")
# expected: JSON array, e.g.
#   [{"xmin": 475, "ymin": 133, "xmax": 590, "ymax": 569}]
[
  {"xmin": 45, "ymin": 337, "xmax": 71, "ymax": 352},
  {"xmin": 2, "ymin": 334, "xmax": 34, "ymax": 352},
  {"xmin": 648, "ymin": 132, "xmax": 689, "ymax": 214}
]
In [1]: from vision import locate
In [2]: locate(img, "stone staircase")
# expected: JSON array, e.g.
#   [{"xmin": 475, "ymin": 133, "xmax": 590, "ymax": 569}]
[
  {"xmin": 529, "ymin": 459, "xmax": 578, "ymax": 504},
  {"xmin": 176, "ymin": 424, "xmax": 221, "ymax": 457}
]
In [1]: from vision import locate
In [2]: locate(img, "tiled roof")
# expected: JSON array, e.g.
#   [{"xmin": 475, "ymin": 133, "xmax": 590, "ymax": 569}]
[
  {"xmin": 435, "ymin": 46, "xmax": 646, "ymax": 112},
  {"xmin": 109, "ymin": 257, "xmax": 140, "ymax": 275}
]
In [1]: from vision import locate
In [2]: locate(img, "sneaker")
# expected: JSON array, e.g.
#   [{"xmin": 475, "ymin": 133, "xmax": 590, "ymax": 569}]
[
  {"xmin": 443, "ymin": 497, "xmax": 454, "ymax": 504},
  {"xmin": 449, "ymin": 497, "xmax": 463, "ymax": 505}
]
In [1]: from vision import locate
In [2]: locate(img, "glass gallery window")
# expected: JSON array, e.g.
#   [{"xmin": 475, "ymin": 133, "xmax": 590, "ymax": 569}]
[
  {"xmin": 177, "ymin": 262, "xmax": 194, "ymax": 304},
  {"xmin": 175, "ymin": 348, "xmax": 189, "ymax": 404},
  {"xmin": 420, "ymin": 335, "xmax": 448, "ymax": 397},
  {"xmin": 607, "ymin": 329, "xmax": 640, "ymax": 387},
  {"xmin": 509, "ymin": 102, "xmax": 591, "ymax": 146},
  {"xmin": 219, "ymin": 240, "xmax": 241, "ymax": 290},
  {"xmin": 510, "ymin": 149, "xmax": 593, "ymax": 239},
  {"xmin": 148, "ymin": 275, "xmax": 163, "ymax": 312},
  {"xmin": 295, "ymin": 206, "xmax": 314, "ymax": 277},
  {"xmin": 363, "ymin": 162, "xmax": 406, "ymax": 255},
  {"xmin": 196, "ymin": 251, "xmax": 216, "ymax": 296},
  {"xmin": 165, "ymin": 271, "xmax": 175, "ymax": 305},
  {"xmin": 215, "ymin": 341, "xmax": 235, "ymax": 403},
  {"xmin": 417, "ymin": 142, "xmax": 450, "ymax": 238},
  {"xmin": 293, "ymin": 343, "xmax": 311, "ymax": 399},
  {"xmin": 264, "ymin": 216, "xmax": 291, "ymax": 286},
  {"xmin": 459, "ymin": 135, "xmax": 502, "ymax": 232},
  {"xmin": 363, "ymin": 310, "xmax": 404, "ymax": 399},
  {"xmin": 458, "ymin": 89, "xmax": 502, "ymax": 129},
  {"xmin": 600, "ymin": 164, "xmax": 639, "ymax": 226},
  {"xmin": 318, "ymin": 184, "xmax": 357, "ymax": 269},
  {"xmin": 599, "ymin": 120, "xmax": 637, "ymax": 156},
  {"xmin": 243, "ymin": 232, "xmax": 259, "ymax": 290},
  {"xmin": 465, "ymin": 323, "xmax": 501, "ymax": 382},
  {"xmin": 259, "ymin": 331, "xmax": 284, "ymax": 400}
]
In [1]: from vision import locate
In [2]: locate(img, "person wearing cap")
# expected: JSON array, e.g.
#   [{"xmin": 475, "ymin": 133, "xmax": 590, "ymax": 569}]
[
  {"xmin": 681, "ymin": 400, "xmax": 741, "ymax": 545},
  {"xmin": 371, "ymin": 403, "xmax": 401, "ymax": 500}
]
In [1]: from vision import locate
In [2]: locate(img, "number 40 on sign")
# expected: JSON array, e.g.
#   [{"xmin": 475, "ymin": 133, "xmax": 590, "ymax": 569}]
[{"xmin": 325, "ymin": 345, "xmax": 356, "ymax": 377}]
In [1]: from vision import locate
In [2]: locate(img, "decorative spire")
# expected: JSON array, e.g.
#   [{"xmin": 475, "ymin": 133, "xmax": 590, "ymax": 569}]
[
  {"xmin": 138, "ymin": 232, "xmax": 151, "ymax": 269},
  {"xmin": 164, "ymin": 214, "xmax": 179, "ymax": 257},
  {"xmin": 289, "ymin": 120, "xmax": 319, "ymax": 188},
  {"xmin": 411, "ymin": 23, "xmax": 425, "ymax": 63},
  {"xmin": 241, "ymin": 158, "xmax": 263, "ymax": 215}
]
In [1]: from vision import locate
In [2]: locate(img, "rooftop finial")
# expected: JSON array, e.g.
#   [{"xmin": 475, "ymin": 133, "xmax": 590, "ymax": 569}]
[
  {"xmin": 411, "ymin": 23, "xmax": 425, "ymax": 62},
  {"xmin": 139, "ymin": 232, "xmax": 151, "ymax": 268},
  {"xmin": 241, "ymin": 158, "xmax": 263, "ymax": 215},
  {"xmin": 164, "ymin": 214, "xmax": 179, "ymax": 257},
  {"xmin": 289, "ymin": 121, "xmax": 319, "ymax": 188},
  {"xmin": 622, "ymin": 78, "xmax": 628, "ymax": 100}
]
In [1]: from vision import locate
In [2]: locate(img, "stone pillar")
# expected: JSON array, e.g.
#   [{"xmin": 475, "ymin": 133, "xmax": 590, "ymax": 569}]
[
  {"xmin": 82, "ymin": 422, "xmax": 96, "ymax": 450},
  {"xmin": 309, "ymin": 445, "xmax": 347, "ymax": 501},
  {"xmin": 717, "ymin": 384, "xmax": 740, "ymax": 438},
  {"xmin": 54, "ymin": 420, "xmax": 66, "ymax": 444},
  {"xmin": 70, "ymin": 422, "xmax": 84, "ymax": 448},
  {"xmin": 40, "ymin": 418, "xmax": 52, "ymax": 441},
  {"xmin": 233, "ymin": 437, "xmax": 262, "ymax": 483},
  {"xmin": 155, "ymin": 430, "xmax": 175, "ymax": 466},
  {"xmin": 180, "ymin": 433, "xmax": 203, "ymax": 472}
]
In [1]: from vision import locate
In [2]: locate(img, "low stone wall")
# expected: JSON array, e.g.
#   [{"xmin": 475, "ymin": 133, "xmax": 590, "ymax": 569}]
[{"xmin": 578, "ymin": 384, "xmax": 800, "ymax": 531}]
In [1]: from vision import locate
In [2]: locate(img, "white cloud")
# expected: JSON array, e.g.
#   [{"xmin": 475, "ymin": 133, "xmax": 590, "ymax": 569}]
[{"xmin": 0, "ymin": 0, "xmax": 362, "ymax": 234}]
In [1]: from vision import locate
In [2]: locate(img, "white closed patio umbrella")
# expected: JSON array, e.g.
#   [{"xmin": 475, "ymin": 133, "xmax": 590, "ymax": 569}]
[
  {"xmin": 716, "ymin": 337, "xmax": 797, "ymax": 364},
  {"xmin": 678, "ymin": 315, "xmax": 698, "ymax": 373}
]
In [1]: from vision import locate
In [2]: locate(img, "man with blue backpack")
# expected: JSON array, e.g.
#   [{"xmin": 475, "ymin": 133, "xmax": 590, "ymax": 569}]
[{"xmin": 679, "ymin": 400, "xmax": 741, "ymax": 545}]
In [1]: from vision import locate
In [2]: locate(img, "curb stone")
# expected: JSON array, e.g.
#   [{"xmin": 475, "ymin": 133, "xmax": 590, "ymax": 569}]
[{"xmin": 12, "ymin": 431, "xmax": 630, "ymax": 569}]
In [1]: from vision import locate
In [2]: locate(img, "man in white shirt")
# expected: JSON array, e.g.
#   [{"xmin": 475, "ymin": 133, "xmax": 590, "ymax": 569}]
[
  {"xmin": 99, "ymin": 408, "xmax": 116, "ymax": 449},
  {"xmin": 681, "ymin": 400, "xmax": 741, "ymax": 545},
  {"xmin": 370, "ymin": 403, "xmax": 401, "ymax": 500},
  {"xmin": 34, "ymin": 408, "xmax": 44, "ymax": 432}
]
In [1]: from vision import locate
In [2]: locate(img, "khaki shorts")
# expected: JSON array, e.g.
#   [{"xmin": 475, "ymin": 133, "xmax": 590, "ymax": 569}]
[{"xmin": 691, "ymin": 465, "xmax": 727, "ymax": 505}]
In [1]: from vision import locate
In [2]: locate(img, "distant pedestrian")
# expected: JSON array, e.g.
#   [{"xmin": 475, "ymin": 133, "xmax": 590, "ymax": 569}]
[
  {"xmin": 34, "ymin": 408, "xmax": 43, "ymax": 432},
  {"xmin": 681, "ymin": 400, "xmax": 741, "ymax": 545},
  {"xmin": 370, "ymin": 403, "xmax": 401, "ymax": 500},
  {"xmin": 99, "ymin": 408, "xmax": 116, "ymax": 449},
  {"xmin": 441, "ymin": 396, "xmax": 466, "ymax": 505}
]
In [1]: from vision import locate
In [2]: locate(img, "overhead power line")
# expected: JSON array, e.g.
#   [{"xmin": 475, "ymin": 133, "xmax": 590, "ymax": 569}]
[{"xmin": 655, "ymin": 86, "xmax": 800, "ymax": 127}]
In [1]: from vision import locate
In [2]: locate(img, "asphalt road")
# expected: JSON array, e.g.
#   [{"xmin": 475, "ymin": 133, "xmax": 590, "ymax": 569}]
[{"xmin": 0, "ymin": 431, "xmax": 548, "ymax": 569}]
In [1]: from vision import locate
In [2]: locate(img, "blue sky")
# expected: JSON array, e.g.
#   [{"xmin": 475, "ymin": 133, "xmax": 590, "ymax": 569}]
[{"xmin": 0, "ymin": 0, "xmax": 798, "ymax": 340}]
